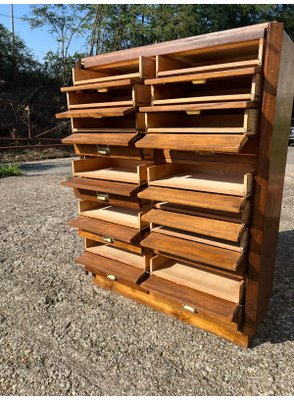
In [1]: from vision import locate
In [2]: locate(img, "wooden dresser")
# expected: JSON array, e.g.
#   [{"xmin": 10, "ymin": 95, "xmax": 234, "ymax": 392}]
[{"xmin": 57, "ymin": 22, "xmax": 294, "ymax": 346}]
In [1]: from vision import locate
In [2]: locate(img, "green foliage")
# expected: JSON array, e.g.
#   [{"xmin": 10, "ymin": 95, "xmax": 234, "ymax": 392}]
[
  {"xmin": 27, "ymin": 4, "xmax": 90, "ymax": 84},
  {"xmin": 0, "ymin": 23, "xmax": 41, "ymax": 85},
  {"xmin": 0, "ymin": 163, "xmax": 22, "ymax": 178}
]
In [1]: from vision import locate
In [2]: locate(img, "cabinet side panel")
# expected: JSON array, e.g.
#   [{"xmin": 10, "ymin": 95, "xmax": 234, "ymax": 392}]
[{"xmin": 244, "ymin": 25, "xmax": 294, "ymax": 335}]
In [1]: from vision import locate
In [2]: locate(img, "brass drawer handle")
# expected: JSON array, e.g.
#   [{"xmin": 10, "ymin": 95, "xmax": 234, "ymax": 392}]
[
  {"xmin": 106, "ymin": 274, "xmax": 116, "ymax": 281},
  {"xmin": 97, "ymin": 146, "xmax": 110, "ymax": 155},
  {"xmin": 102, "ymin": 236, "xmax": 114, "ymax": 243},
  {"xmin": 96, "ymin": 192, "xmax": 109, "ymax": 202},
  {"xmin": 183, "ymin": 304, "xmax": 197, "ymax": 313}
]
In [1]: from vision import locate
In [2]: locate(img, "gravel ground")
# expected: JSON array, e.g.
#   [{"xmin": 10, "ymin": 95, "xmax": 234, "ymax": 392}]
[{"xmin": 0, "ymin": 153, "xmax": 293, "ymax": 395}]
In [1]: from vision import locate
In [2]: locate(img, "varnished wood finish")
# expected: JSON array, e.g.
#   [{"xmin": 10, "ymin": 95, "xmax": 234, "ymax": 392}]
[
  {"xmin": 142, "ymin": 208, "xmax": 244, "ymax": 242},
  {"xmin": 82, "ymin": 23, "xmax": 268, "ymax": 68},
  {"xmin": 141, "ymin": 232, "xmax": 245, "ymax": 271},
  {"xmin": 136, "ymin": 133, "xmax": 248, "ymax": 153},
  {"xmin": 244, "ymin": 24, "xmax": 294, "ymax": 336},
  {"xmin": 138, "ymin": 186, "xmax": 247, "ymax": 214},
  {"xmin": 69, "ymin": 215, "xmax": 143, "ymax": 243},
  {"xmin": 76, "ymin": 252, "xmax": 147, "ymax": 290},
  {"xmin": 61, "ymin": 177, "xmax": 141, "ymax": 197},
  {"xmin": 59, "ymin": 22, "xmax": 293, "ymax": 346},
  {"xmin": 56, "ymin": 106, "xmax": 136, "ymax": 119},
  {"xmin": 62, "ymin": 133, "xmax": 140, "ymax": 146}
]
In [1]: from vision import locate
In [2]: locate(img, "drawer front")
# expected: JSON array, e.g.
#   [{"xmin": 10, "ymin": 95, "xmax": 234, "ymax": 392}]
[
  {"xmin": 79, "ymin": 230, "xmax": 143, "ymax": 254},
  {"xmin": 76, "ymin": 251, "xmax": 148, "ymax": 291},
  {"xmin": 62, "ymin": 177, "xmax": 141, "ymax": 197},
  {"xmin": 141, "ymin": 275, "xmax": 240, "ymax": 323},
  {"xmin": 69, "ymin": 215, "xmax": 144, "ymax": 244},
  {"xmin": 74, "ymin": 144, "xmax": 153, "ymax": 160},
  {"xmin": 138, "ymin": 186, "xmax": 251, "ymax": 224},
  {"xmin": 73, "ymin": 188, "xmax": 142, "ymax": 210},
  {"xmin": 142, "ymin": 207, "xmax": 248, "ymax": 250}
]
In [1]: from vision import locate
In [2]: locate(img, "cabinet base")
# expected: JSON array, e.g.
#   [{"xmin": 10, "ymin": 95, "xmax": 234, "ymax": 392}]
[{"xmin": 92, "ymin": 273, "xmax": 251, "ymax": 347}]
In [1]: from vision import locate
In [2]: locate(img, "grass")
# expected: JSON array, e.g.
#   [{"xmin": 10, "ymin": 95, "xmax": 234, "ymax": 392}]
[{"xmin": 0, "ymin": 163, "xmax": 23, "ymax": 178}]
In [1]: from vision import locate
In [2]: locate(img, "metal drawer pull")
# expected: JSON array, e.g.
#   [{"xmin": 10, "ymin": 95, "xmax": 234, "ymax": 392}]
[
  {"xmin": 102, "ymin": 236, "xmax": 114, "ymax": 243},
  {"xmin": 106, "ymin": 274, "xmax": 116, "ymax": 281},
  {"xmin": 183, "ymin": 304, "xmax": 197, "ymax": 313},
  {"xmin": 186, "ymin": 110, "xmax": 201, "ymax": 115},
  {"xmin": 96, "ymin": 193, "xmax": 109, "ymax": 202},
  {"xmin": 97, "ymin": 87, "xmax": 108, "ymax": 93},
  {"xmin": 192, "ymin": 79, "xmax": 206, "ymax": 85},
  {"xmin": 97, "ymin": 146, "xmax": 110, "ymax": 155}
]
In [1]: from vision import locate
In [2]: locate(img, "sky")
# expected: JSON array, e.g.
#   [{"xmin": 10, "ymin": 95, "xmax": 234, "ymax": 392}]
[{"xmin": 0, "ymin": 4, "xmax": 84, "ymax": 62}]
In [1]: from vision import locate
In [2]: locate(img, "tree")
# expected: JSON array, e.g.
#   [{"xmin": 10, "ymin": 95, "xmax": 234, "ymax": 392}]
[
  {"xmin": 0, "ymin": 23, "xmax": 41, "ymax": 84},
  {"xmin": 27, "ymin": 4, "xmax": 90, "ymax": 84}
]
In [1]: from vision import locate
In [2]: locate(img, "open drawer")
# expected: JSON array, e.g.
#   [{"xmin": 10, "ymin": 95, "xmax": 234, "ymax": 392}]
[
  {"xmin": 62, "ymin": 176, "xmax": 143, "ymax": 209},
  {"xmin": 69, "ymin": 215, "xmax": 146, "ymax": 254},
  {"xmin": 144, "ymin": 109, "xmax": 259, "ymax": 135},
  {"xmin": 142, "ymin": 207, "xmax": 248, "ymax": 252},
  {"xmin": 62, "ymin": 176, "xmax": 141, "ymax": 197},
  {"xmin": 156, "ymin": 38, "xmax": 264, "ymax": 77},
  {"xmin": 72, "ymin": 158, "xmax": 152, "ymax": 185},
  {"xmin": 76, "ymin": 251, "xmax": 148, "ymax": 291},
  {"xmin": 149, "ymin": 255, "xmax": 244, "ymax": 303},
  {"xmin": 65, "ymin": 84, "xmax": 151, "ymax": 109},
  {"xmin": 141, "ymin": 231, "xmax": 246, "ymax": 272},
  {"xmin": 147, "ymin": 163, "xmax": 253, "ymax": 197},
  {"xmin": 78, "ymin": 201, "xmax": 149, "ymax": 231},
  {"xmin": 73, "ymin": 57, "xmax": 155, "ymax": 85},
  {"xmin": 85, "ymin": 240, "xmax": 151, "ymax": 269},
  {"xmin": 138, "ymin": 187, "xmax": 251, "ymax": 223},
  {"xmin": 136, "ymin": 109, "xmax": 259, "ymax": 153},
  {"xmin": 141, "ymin": 255, "xmax": 243, "ymax": 322},
  {"xmin": 148, "ymin": 70, "xmax": 262, "ymax": 105}
]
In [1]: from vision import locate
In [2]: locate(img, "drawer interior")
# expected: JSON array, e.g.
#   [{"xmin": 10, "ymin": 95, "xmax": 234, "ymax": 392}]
[
  {"xmin": 156, "ymin": 39, "xmax": 263, "ymax": 77},
  {"xmin": 145, "ymin": 110, "xmax": 259, "ymax": 134},
  {"xmin": 152, "ymin": 74, "xmax": 261, "ymax": 104},
  {"xmin": 71, "ymin": 113, "xmax": 144, "ymax": 131},
  {"xmin": 79, "ymin": 203, "xmax": 148, "ymax": 230},
  {"xmin": 148, "ymin": 163, "xmax": 254, "ymax": 197},
  {"xmin": 85, "ymin": 242, "xmax": 150, "ymax": 269},
  {"xmin": 68, "ymin": 87, "xmax": 133, "ymax": 109},
  {"xmin": 73, "ymin": 158, "xmax": 151, "ymax": 184},
  {"xmin": 150, "ymin": 255, "xmax": 244, "ymax": 303},
  {"xmin": 73, "ymin": 56, "xmax": 155, "ymax": 84}
]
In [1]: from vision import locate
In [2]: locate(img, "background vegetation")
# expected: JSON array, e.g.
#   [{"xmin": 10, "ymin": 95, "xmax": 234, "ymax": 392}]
[{"xmin": 0, "ymin": 4, "xmax": 293, "ymax": 140}]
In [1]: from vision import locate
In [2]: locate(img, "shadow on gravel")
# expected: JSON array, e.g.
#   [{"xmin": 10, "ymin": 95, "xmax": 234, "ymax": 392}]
[{"xmin": 252, "ymin": 229, "xmax": 294, "ymax": 346}]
